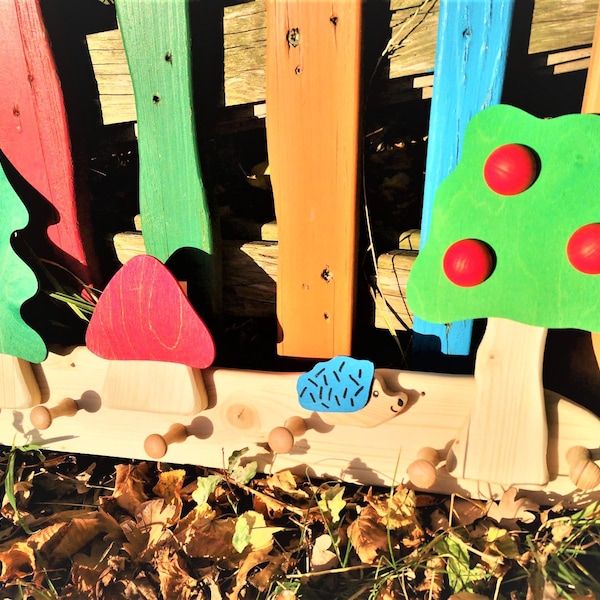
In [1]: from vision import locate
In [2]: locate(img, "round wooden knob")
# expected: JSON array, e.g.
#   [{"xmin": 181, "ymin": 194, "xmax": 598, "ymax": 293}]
[
  {"xmin": 144, "ymin": 423, "xmax": 189, "ymax": 459},
  {"xmin": 268, "ymin": 417, "xmax": 310, "ymax": 454},
  {"xmin": 566, "ymin": 445, "xmax": 600, "ymax": 490},
  {"xmin": 268, "ymin": 426, "xmax": 295, "ymax": 454},
  {"xmin": 407, "ymin": 447, "xmax": 442, "ymax": 489},
  {"xmin": 30, "ymin": 398, "xmax": 79, "ymax": 430}
]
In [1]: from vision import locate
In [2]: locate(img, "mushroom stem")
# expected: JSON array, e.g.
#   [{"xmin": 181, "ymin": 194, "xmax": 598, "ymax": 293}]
[{"xmin": 566, "ymin": 445, "xmax": 600, "ymax": 490}]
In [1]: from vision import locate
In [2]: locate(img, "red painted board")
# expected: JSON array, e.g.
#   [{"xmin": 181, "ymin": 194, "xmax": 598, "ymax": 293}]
[
  {"xmin": 266, "ymin": 0, "xmax": 362, "ymax": 359},
  {"xmin": 86, "ymin": 255, "xmax": 215, "ymax": 369},
  {"xmin": 0, "ymin": 0, "xmax": 98, "ymax": 285}
]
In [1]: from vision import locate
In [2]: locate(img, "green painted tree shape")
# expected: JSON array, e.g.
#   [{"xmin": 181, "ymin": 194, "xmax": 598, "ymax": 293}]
[
  {"xmin": 407, "ymin": 104, "xmax": 600, "ymax": 487},
  {"xmin": 0, "ymin": 156, "xmax": 46, "ymax": 364}
]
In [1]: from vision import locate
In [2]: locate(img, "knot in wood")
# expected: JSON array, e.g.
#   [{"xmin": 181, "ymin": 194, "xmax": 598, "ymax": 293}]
[{"xmin": 286, "ymin": 28, "xmax": 301, "ymax": 48}]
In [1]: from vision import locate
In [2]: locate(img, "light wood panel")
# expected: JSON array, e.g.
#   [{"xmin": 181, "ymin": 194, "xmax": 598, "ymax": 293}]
[{"xmin": 0, "ymin": 345, "xmax": 592, "ymax": 504}]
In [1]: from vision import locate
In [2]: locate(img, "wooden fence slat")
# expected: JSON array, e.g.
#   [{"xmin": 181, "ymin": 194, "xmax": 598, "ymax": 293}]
[
  {"xmin": 0, "ymin": 0, "xmax": 99, "ymax": 284},
  {"xmin": 265, "ymin": 0, "xmax": 362, "ymax": 359},
  {"xmin": 411, "ymin": 0, "xmax": 515, "ymax": 358},
  {"xmin": 115, "ymin": 0, "xmax": 217, "ymax": 314}
]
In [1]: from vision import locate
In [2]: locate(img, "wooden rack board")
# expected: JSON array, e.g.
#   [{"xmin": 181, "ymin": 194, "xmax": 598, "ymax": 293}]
[{"xmin": 0, "ymin": 345, "xmax": 596, "ymax": 505}]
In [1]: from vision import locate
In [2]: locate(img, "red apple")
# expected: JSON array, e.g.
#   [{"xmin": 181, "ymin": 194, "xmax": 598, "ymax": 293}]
[
  {"xmin": 567, "ymin": 223, "xmax": 600, "ymax": 274},
  {"xmin": 483, "ymin": 144, "xmax": 538, "ymax": 196},
  {"xmin": 443, "ymin": 239, "xmax": 495, "ymax": 287}
]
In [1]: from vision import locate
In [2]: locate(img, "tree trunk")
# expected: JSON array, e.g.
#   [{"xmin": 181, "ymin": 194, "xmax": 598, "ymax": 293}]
[
  {"xmin": 451, "ymin": 318, "xmax": 549, "ymax": 486},
  {"xmin": 0, "ymin": 355, "xmax": 40, "ymax": 408}
]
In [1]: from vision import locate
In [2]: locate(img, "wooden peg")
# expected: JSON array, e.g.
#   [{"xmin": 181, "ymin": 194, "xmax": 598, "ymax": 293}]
[
  {"xmin": 144, "ymin": 423, "xmax": 189, "ymax": 459},
  {"xmin": 268, "ymin": 416, "xmax": 309, "ymax": 454},
  {"xmin": 566, "ymin": 445, "xmax": 600, "ymax": 490},
  {"xmin": 407, "ymin": 447, "xmax": 442, "ymax": 489},
  {"xmin": 30, "ymin": 398, "xmax": 79, "ymax": 430}
]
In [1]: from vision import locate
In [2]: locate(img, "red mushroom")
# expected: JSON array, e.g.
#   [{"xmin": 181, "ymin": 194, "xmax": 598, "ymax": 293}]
[{"xmin": 86, "ymin": 255, "xmax": 215, "ymax": 414}]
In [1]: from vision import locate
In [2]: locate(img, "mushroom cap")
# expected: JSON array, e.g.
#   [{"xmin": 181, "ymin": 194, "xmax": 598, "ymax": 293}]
[
  {"xmin": 297, "ymin": 356, "xmax": 375, "ymax": 413},
  {"xmin": 86, "ymin": 255, "xmax": 215, "ymax": 368}
]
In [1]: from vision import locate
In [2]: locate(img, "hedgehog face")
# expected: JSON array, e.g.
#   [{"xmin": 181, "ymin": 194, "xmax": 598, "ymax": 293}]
[{"xmin": 354, "ymin": 372, "xmax": 409, "ymax": 428}]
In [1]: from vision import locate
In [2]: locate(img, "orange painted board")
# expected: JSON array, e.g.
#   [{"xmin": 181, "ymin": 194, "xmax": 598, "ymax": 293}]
[
  {"xmin": 266, "ymin": 0, "xmax": 362, "ymax": 359},
  {"xmin": 86, "ymin": 255, "xmax": 215, "ymax": 369},
  {"xmin": 0, "ymin": 0, "xmax": 98, "ymax": 284}
]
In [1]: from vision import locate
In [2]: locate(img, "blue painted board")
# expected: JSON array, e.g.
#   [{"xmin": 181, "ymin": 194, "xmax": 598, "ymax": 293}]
[{"xmin": 412, "ymin": 0, "xmax": 514, "ymax": 357}]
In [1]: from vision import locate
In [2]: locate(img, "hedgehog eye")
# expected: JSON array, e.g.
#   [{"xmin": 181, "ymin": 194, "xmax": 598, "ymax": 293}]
[{"xmin": 372, "ymin": 390, "xmax": 379, "ymax": 397}]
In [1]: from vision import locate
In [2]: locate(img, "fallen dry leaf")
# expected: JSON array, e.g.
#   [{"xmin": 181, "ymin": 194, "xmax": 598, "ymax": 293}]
[
  {"xmin": 153, "ymin": 546, "xmax": 202, "ymax": 599},
  {"xmin": 486, "ymin": 488, "xmax": 539, "ymax": 528},
  {"xmin": 265, "ymin": 470, "xmax": 309, "ymax": 501},
  {"xmin": 416, "ymin": 556, "xmax": 445, "ymax": 600},
  {"xmin": 230, "ymin": 547, "xmax": 277, "ymax": 600},
  {"xmin": 449, "ymin": 497, "xmax": 487, "ymax": 527},
  {"xmin": 0, "ymin": 540, "xmax": 36, "ymax": 582},
  {"xmin": 122, "ymin": 517, "xmax": 150, "ymax": 558},
  {"xmin": 347, "ymin": 505, "xmax": 391, "ymax": 564},
  {"xmin": 135, "ymin": 498, "xmax": 178, "ymax": 549},
  {"xmin": 36, "ymin": 514, "xmax": 104, "ymax": 560},
  {"xmin": 153, "ymin": 468, "xmax": 185, "ymax": 514},
  {"xmin": 112, "ymin": 463, "xmax": 152, "ymax": 515},
  {"xmin": 178, "ymin": 512, "xmax": 236, "ymax": 561},
  {"xmin": 311, "ymin": 533, "xmax": 338, "ymax": 571},
  {"xmin": 68, "ymin": 562, "xmax": 104, "ymax": 596},
  {"xmin": 366, "ymin": 485, "xmax": 418, "ymax": 530}
]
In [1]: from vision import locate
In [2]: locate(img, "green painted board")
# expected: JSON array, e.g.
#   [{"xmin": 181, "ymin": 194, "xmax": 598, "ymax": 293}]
[
  {"xmin": 0, "ymin": 154, "xmax": 46, "ymax": 363},
  {"xmin": 407, "ymin": 104, "xmax": 600, "ymax": 333},
  {"xmin": 115, "ymin": 0, "xmax": 216, "ymax": 312}
]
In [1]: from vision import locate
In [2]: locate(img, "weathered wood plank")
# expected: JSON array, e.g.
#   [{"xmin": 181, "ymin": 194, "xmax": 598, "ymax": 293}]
[
  {"xmin": 529, "ymin": 0, "xmax": 598, "ymax": 54},
  {"xmin": 88, "ymin": 0, "xmax": 598, "ymax": 126},
  {"xmin": 111, "ymin": 230, "xmax": 414, "ymax": 325},
  {"xmin": 222, "ymin": 0, "xmax": 266, "ymax": 105}
]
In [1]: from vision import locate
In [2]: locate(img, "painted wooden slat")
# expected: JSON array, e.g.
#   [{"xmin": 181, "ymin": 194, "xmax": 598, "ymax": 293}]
[
  {"xmin": 0, "ymin": 154, "xmax": 46, "ymax": 365},
  {"xmin": 266, "ymin": 0, "xmax": 361, "ymax": 359},
  {"xmin": 583, "ymin": 4, "xmax": 600, "ymax": 363},
  {"xmin": 412, "ymin": 0, "xmax": 515, "ymax": 357},
  {"xmin": 0, "ymin": 0, "xmax": 99, "ymax": 285},
  {"xmin": 115, "ymin": 0, "xmax": 216, "ymax": 314},
  {"xmin": 0, "ymin": 151, "xmax": 45, "ymax": 408}
]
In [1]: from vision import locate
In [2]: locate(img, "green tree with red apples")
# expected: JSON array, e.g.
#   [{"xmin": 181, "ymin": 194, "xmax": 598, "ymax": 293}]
[{"xmin": 408, "ymin": 104, "xmax": 600, "ymax": 486}]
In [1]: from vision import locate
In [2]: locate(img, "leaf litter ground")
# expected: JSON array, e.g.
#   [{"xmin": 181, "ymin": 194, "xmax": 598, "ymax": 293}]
[{"xmin": 1, "ymin": 445, "xmax": 600, "ymax": 599}]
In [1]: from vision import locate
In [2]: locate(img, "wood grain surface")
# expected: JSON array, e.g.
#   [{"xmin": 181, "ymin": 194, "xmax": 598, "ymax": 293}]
[
  {"xmin": 0, "ymin": 0, "xmax": 99, "ymax": 284},
  {"xmin": 266, "ymin": 0, "xmax": 361, "ymax": 358},
  {"xmin": 0, "ymin": 345, "xmax": 592, "ymax": 503}
]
